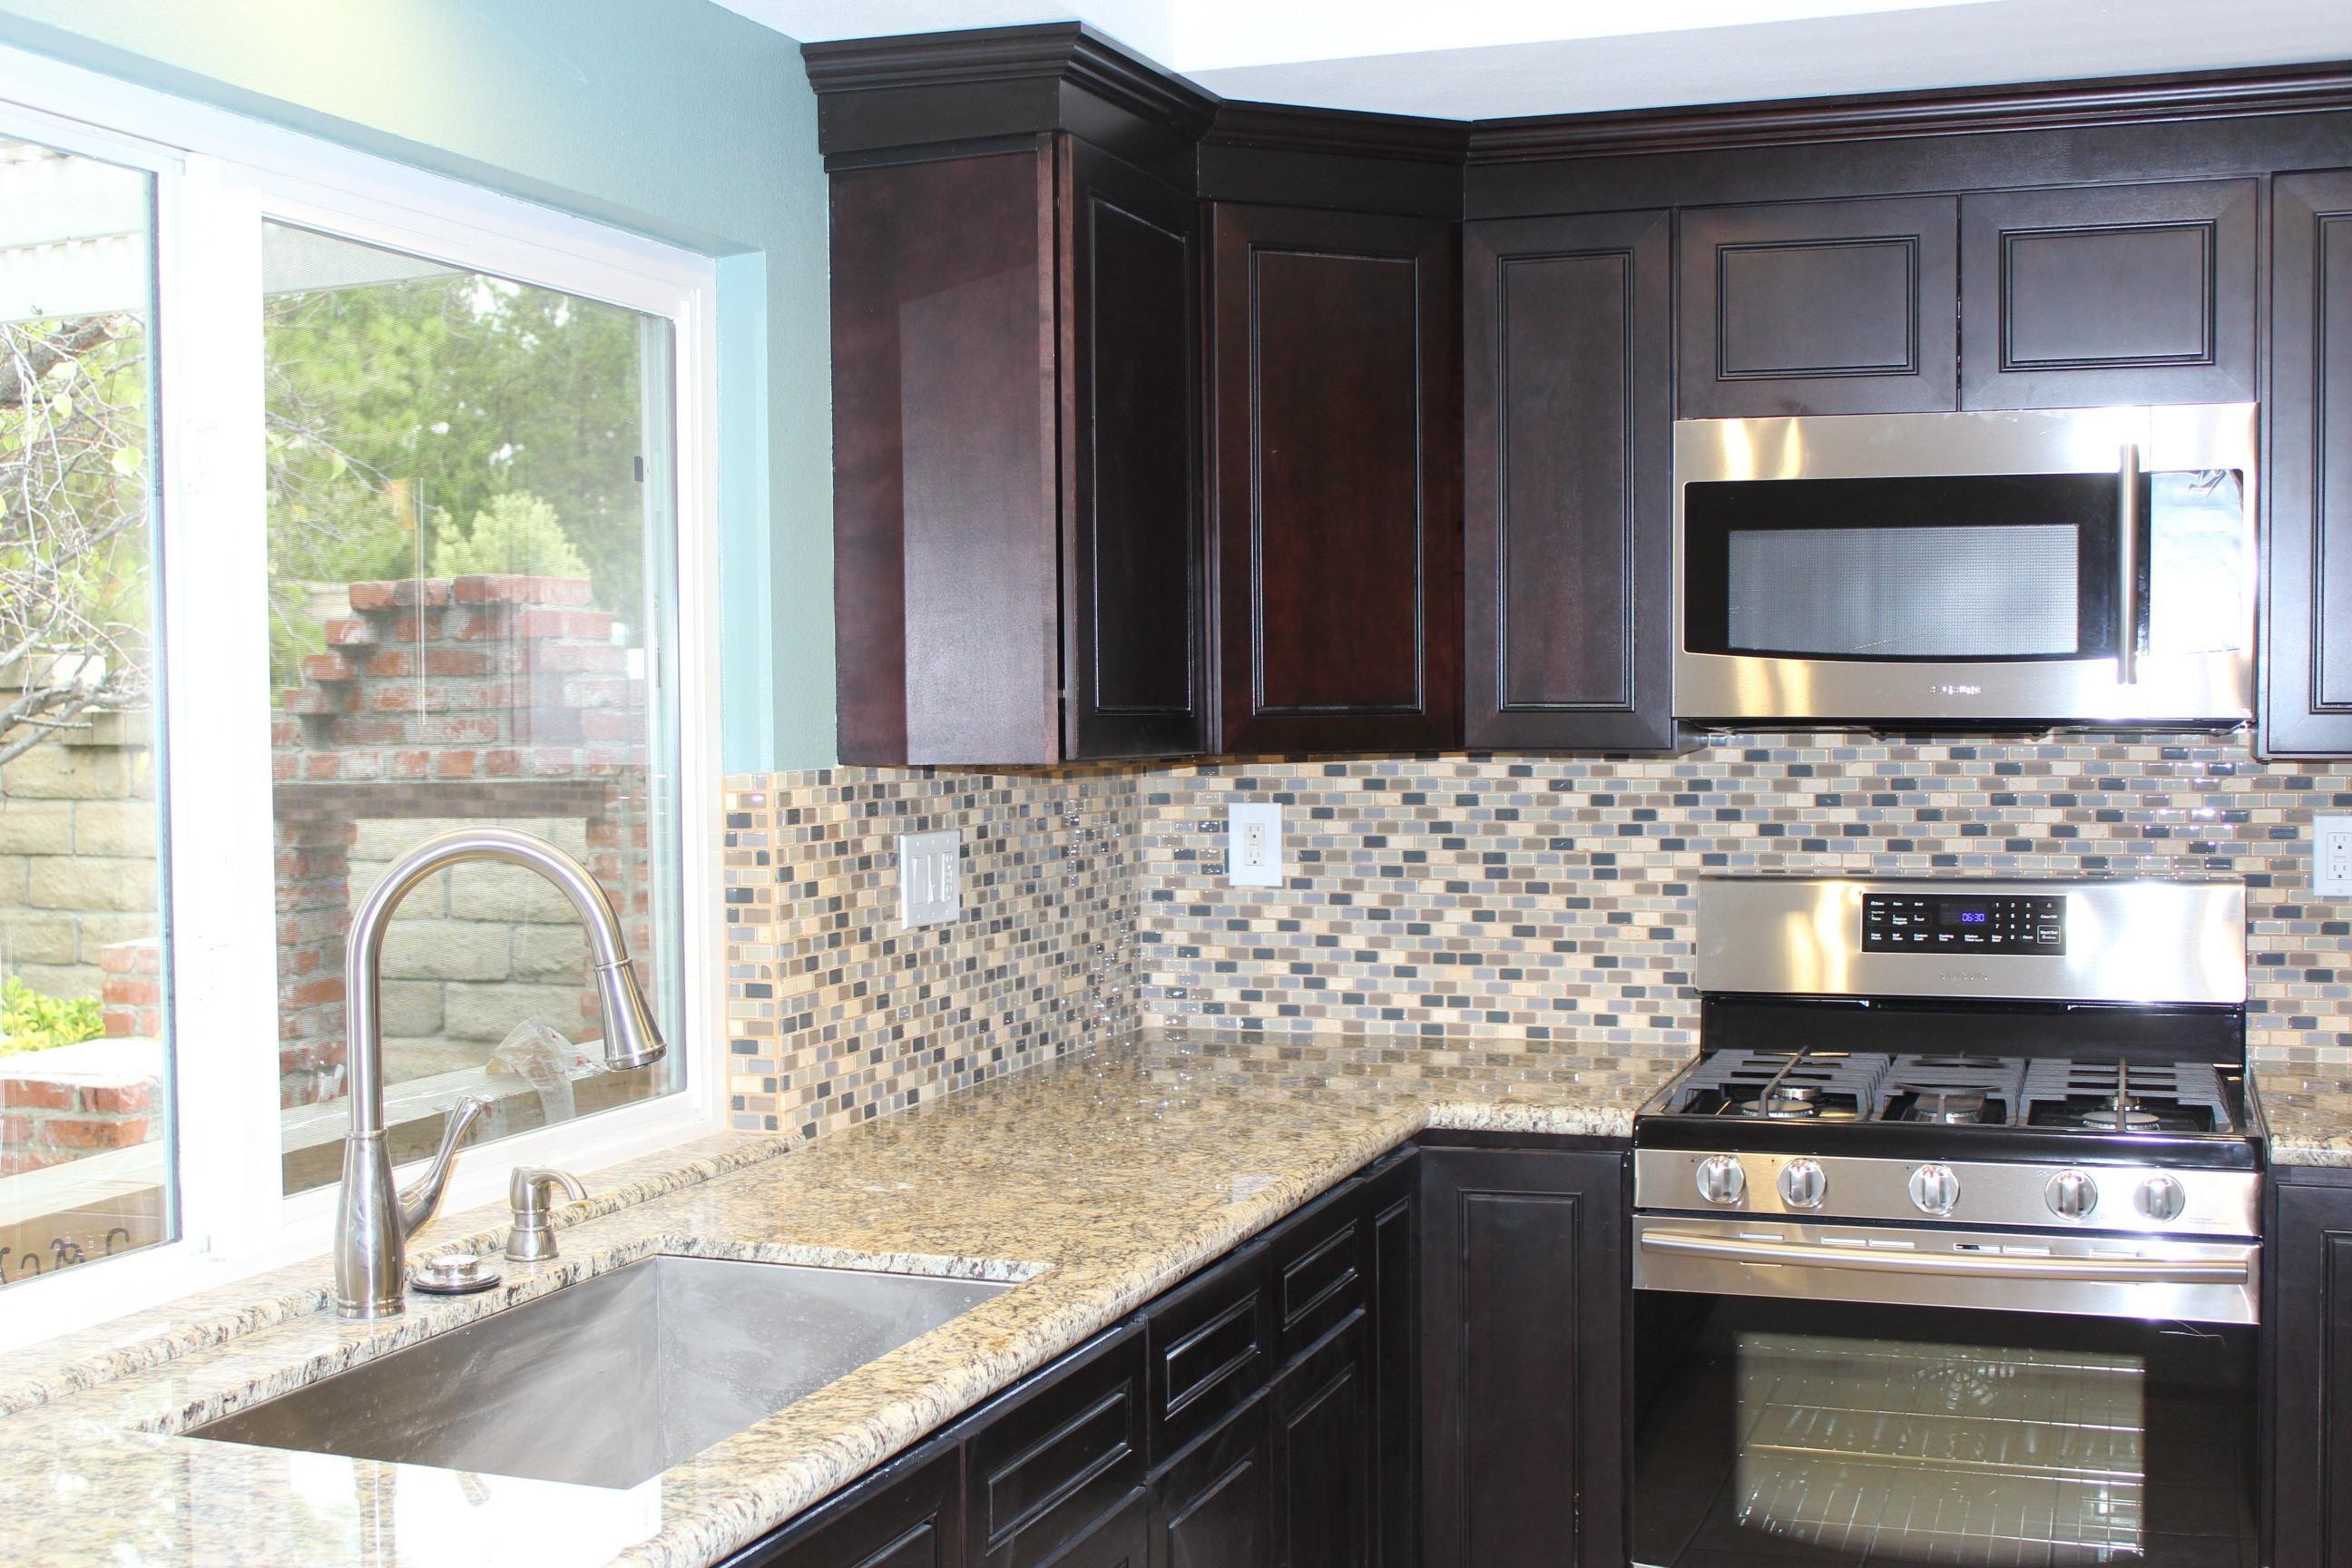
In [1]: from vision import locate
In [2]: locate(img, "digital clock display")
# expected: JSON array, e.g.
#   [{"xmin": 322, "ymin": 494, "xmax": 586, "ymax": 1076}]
[{"xmin": 1862, "ymin": 892, "xmax": 2067, "ymax": 953}]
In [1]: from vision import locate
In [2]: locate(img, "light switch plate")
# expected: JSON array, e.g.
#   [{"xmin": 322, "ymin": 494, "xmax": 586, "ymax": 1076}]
[
  {"xmin": 1227, "ymin": 802, "xmax": 1282, "ymax": 888},
  {"xmin": 2318, "ymin": 816, "xmax": 2352, "ymax": 898},
  {"xmin": 897, "ymin": 828, "xmax": 962, "ymax": 928}
]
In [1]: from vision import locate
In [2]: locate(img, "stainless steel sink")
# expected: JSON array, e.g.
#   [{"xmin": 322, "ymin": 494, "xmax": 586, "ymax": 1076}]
[{"xmin": 189, "ymin": 1255, "xmax": 1012, "ymax": 1487}]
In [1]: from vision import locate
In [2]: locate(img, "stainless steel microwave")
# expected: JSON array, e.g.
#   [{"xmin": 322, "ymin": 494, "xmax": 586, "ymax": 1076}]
[{"xmin": 1671, "ymin": 403, "xmax": 2258, "ymax": 728}]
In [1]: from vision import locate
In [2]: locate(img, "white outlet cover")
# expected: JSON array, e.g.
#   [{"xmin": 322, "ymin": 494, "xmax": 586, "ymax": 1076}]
[
  {"xmin": 1227, "ymin": 801, "xmax": 1282, "ymax": 888},
  {"xmin": 2318, "ymin": 816, "xmax": 2352, "ymax": 899},
  {"xmin": 897, "ymin": 828, "xmax": 962, "ymax": 928}
]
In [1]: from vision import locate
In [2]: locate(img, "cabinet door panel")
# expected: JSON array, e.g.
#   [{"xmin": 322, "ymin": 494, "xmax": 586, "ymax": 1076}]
[
  {"xmin": 1419, "ymin": 1145, "xmax": 1627, "ymax": 1568},
  {"xmin": 1150, "ymin": 1389, "xmax": 1273, "ymax": 1568},
  {"xmin": 1062, "ymin": 137, "xmax": 1205, "ymax": 759},
  {"xmin": 1210, "ymin": 203, "xmax": 1463, "ymax": 752},
  {"xmin": 1271, "ymin": 1314, "xmax": 1372, "ymax": 1568},
  {"xmin": 1366, "ymin": 1155, "xmax": 1418, "ymax": 1568},
  {"xmin": 2268, "ymin": 1176, "xmax": 2352, "ymax": 1564},
  {"xmin": 719, "ymin": 1440, "xmax": 963, "ymax": 1568},
  {"xmin": 1052, "ymin": 1491, "xmax": 1150, "ymax": 1568},
  {"xmin": 1465, "ymin": 209, "xmax": 1675, "ymax": 750},
  {"xmin": 1962, "ymin": 179, "xmax": 2257, "ymax": 408},
  {"xmin": 1679, "ymin": 195, "xmax": 1957, "ymax": 416},
  {"xmin": 2264, "ymin": 170, "xmax": 2352, "ymax": 757}
]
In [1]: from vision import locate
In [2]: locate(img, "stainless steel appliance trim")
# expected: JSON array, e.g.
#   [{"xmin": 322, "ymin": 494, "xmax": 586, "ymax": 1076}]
[
  {"xmin": 1640, "ymin": 1229, "xmax": 2248, "ymax": 1282},
  {"xmin": 1636, "ymin": 1148, "xmax": 2260, "ymax": 1236},
  {"xmin": 2118, "ymin": 440, "xmax": 2142, "ymax": 686},
  {"xmin": 1671, "ymin": 402, "xmax": 2258, "ymax": 725},
  {"xmin": 1693, "ymin": 876, "xmax": 2248, "ymax": 1004},
  {"xmin": 1631, "ymin": 1213, "xmax": 2259, "ymax": 1325}
]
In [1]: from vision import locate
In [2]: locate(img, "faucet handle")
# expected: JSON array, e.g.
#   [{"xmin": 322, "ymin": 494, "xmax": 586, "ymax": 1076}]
[
  {"xmin": 395, "ymin": 1094, "xmax": 493, "ymax": 1238},
  {"xmin": 505, "ymin": 1166, "xmax": 588, "ymax": 1262}
]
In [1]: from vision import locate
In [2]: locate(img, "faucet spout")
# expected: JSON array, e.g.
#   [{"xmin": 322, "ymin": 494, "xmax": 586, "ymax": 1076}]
[{"xmin": 332, "ymin": 827, "xmax": 668, "ymax": 1320}]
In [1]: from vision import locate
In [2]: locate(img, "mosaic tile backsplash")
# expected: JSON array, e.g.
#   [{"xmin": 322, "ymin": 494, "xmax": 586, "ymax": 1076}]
[
  {"xmin": 721, "ymin": 768, "xmax": 1138, "ymax": 1139},
  {"xmin": 721, "ymin": 734, "xmax": 2352, "ymax": 1132},
  {"xmin": 1130, "ymin": 734, "xmax": 2352, "ymax": 1062}
]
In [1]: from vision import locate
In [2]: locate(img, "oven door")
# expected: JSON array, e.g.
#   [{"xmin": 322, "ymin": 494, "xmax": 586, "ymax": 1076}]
[
  {"xmin": 1672, "ymin": 403, "xmax": 2257, "ymax": 726},
  {"xmin": 1631, "ymin": 1217, "xmax": 2259, "ymax": 1568}
]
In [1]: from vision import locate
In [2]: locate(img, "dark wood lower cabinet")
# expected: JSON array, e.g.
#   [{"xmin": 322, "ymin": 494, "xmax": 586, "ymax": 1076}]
[
  {"xmin": 2269, "ymin": 1167, "xmax": 2352, "ymax": 1564},
  {"xmin": 722, "ymin": 1137, "xmax": 1621, "ymax": 1568},
  {"xmin": 1418, "ymin": 1138, "xmax": 1628, "ymax": 1568}
]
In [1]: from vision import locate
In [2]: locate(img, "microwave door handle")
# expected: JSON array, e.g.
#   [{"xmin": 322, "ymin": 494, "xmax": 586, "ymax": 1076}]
[{"xmin": 2117, "ymin": 442, "xmax": 2142, "ymax": 684}]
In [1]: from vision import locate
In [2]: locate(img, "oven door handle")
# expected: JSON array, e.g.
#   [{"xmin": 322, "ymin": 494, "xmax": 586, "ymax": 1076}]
[{"xmin": 1639, "ymin": 1230, "xmax": 2248, "ymax": 1284}]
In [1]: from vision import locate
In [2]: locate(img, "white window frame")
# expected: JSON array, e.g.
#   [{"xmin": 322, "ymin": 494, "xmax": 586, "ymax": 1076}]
[{"xmin": 0, "ymin": 47, "xmax": 724, "ymax": 1351}]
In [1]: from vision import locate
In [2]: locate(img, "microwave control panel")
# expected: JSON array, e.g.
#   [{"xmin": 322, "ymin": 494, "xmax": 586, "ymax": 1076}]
[{"xmin": 1862, "ymin": 893, "xmax": 2066, "ymax": 955}]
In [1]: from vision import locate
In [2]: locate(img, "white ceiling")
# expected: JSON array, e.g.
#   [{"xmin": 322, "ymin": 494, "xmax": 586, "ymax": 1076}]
[{"xmin": 718, "ymin": 0, "xmax": 2352, "ymax": 119}]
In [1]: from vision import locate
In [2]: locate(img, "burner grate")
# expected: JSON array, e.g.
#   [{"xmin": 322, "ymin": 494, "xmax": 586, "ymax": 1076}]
[
  {"xmin": 2019, "ymin": 1060, "xmax": 2234, "ymax": 1135},
  {"xmin": 1874, "ymin": 1054, "xmax": 2027, "ymax": 1126},
  {"xmin": 1671, "ymin": 1050, "xmax": 1893, "ymax": 1121}
]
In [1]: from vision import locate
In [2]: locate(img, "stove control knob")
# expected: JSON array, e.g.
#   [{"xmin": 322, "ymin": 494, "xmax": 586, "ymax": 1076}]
[
  {"xmin": 2046, "ymin": 1170, "xmax": 2100, "ymax": 1220},
  {"xmin": 1695, "ymin": 1155, "xmax": 1747, "ymax": 1206},
  {"xmin": 1907, "ymin": 1163, "xmax": 1961, "ymax": 1217},
  {"xmin": 2135, "ymin": 1174, "xmax": 2188, "ymax": 1222},
  {"xmin": 1777, "ymin": 1159, "xmax": 1828, "ymax": 1210}
]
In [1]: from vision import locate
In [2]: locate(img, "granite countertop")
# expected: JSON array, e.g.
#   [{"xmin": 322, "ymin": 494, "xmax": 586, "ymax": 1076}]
[
  {"xmin": 2252, "ymin": 1059, "xmax": 2352, "ymax": 1168},
  {"xmin": 0, "ymin": 1028, "xmax": 1687, "ymax": 1568}
]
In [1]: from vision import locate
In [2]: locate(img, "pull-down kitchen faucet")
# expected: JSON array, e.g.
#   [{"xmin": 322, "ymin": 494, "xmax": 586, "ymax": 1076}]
[{"xmin": 332, "ymin": 827, "xmax": 667, "ymax": 1320}]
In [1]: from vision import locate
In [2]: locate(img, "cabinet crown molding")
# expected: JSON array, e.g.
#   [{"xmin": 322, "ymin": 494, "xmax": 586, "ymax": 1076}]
[
  {"xmin": 803, "ymin": 21, "xmax": 1218, "ymax": 150},
  {"xmin": 1467, "ymin": 57, "xmax": 2352, "ymax": 162}
]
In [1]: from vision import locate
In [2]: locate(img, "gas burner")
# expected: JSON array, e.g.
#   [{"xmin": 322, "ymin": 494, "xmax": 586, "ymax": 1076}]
[
  {"xmin": 1908, "ymin": 1055, "xmax": 2009, "ymax": 1070},
  {"xmin": 1740, "ymin": 1085, "xmax": 1823, "ymax": 1119},
  {"xmin": 2078, "ymin": 1102, "xmax": 2161, "ymax": 1132},
  {"xmin": 1906, "ymin": 1085, "xmax": 1990, "ymax": 1125}
]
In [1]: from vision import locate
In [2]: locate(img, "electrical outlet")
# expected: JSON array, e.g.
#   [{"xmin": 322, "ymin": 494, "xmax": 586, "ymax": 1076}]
[
  {"xmin": 897, "ymin": 828, "xmax": 962, "ymax": 928},
  {"xmin": 1227, "ymin": 802, "xmax": 1282, "ymax": 888},
  {"xmin": 2319, "ymin": 816, "xmax": 2352, "ymax": 898}
]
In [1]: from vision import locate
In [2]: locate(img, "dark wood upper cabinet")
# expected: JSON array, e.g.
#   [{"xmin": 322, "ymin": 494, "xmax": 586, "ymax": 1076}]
[
  {"xmin": 2265, "ymin": 169, "xmax": 2352, "ymax": 759},
  {"xmin": 1419, "ymin": 1140, "xmax": 1628, "ymax": 1568},
  {"xmin": 1464, "ymin": 210, "xmax": 1678, "ymax": 751},
  {"xmin": 830, "ymin": 135, "xmax": 1204, "ymax": 766},
  {"xmin": 1210, "ymin": 202, "xmax": 1464, "ymax": 753},
  {"xmin": 1678, "ymin": 195, "xmax": 1959, "ymax": 416},
  {"xmin": 1960, "ymin": 178, "xmax": 2258, "ymax": 409}
]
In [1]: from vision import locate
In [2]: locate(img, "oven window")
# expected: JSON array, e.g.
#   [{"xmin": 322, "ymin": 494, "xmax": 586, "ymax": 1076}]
[
  {"xmin": 1683, "ymin": 474, "xmax": 2122, "ymax": 663},
  {"xmin": 1634, "ymin": 1296, "xmax": 2255, "ymax": 1567}
]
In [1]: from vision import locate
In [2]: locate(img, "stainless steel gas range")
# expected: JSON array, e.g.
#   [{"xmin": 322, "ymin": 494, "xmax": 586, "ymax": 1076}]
[{"xmin": 1630, "ymin": 876, "xmax": 2261, "ymax": 1568}]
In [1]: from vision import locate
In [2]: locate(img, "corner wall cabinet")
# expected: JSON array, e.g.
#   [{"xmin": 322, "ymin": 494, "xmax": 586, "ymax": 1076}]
[{"xmin": 2266, "ymin": 169, "xmax": 2352, "ymax": 758}]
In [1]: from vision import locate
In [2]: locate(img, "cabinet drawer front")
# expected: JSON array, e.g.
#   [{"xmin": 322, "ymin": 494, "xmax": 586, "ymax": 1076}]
[
  {"xmin": 965, "ymin": 1328, "xmax": 1146, "ymax": 1567},
  {"xmin": 1146, "ymin": 1248, "xmax": 1273, "ymax": 1465},
  {"xmin": 1262, "ymin": 1180, "xmax": 1369, "ymax": 1364},
  {"xmin": 720, "ymin": 1439, "xmax": 963, "ymax": 1568}
]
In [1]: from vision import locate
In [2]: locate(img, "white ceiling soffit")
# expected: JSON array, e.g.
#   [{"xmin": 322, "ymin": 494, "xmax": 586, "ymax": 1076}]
[{"xmin": 720, "ymin": 0, "xmax": 2352, "ymax": 120}]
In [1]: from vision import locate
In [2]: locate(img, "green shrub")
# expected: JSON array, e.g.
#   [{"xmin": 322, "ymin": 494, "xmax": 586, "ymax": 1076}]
[
  {"xmin": 429, "ymin": 491, "xmax": 587, "ymax": 580},
  {"xmin": 0, "ymin": 975, "xmax": 105, "ymax": 1055}
]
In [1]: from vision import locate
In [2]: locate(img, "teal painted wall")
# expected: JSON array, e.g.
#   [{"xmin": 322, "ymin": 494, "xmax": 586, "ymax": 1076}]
[{"xmin": 0, "ymin": 0, "xmax": 834, "ymax": 769}]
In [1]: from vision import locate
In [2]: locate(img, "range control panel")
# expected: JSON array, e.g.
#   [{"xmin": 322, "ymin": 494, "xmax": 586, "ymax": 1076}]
[{"xmin": 1862, "ymin": 892, "xmax": 2066, "ymax": 955}]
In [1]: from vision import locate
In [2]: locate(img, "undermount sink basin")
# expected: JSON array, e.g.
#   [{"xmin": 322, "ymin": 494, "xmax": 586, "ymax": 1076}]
[{"xmin": 189, "ymin": 1255, "xmax": 1013, "ymax": 1488}]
